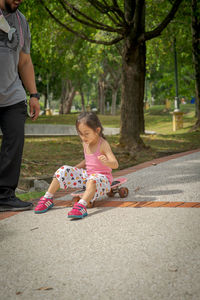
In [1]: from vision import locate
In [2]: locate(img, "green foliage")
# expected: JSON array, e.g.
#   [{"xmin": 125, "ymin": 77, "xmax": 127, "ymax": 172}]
[
  {"xmin": 20, "ymin": 1, "xmax": 99, "ymax": 103},
  {"xmin": 20, "ymin": 1, "xmax": 196, "ymax": 109},
  {"xmin": 146, "ymin": 0, "xmax": 195, "ymax": 103}
]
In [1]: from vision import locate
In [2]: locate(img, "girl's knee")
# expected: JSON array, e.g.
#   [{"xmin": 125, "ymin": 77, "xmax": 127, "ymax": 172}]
[
  {"xmin": 56, "ymin": 165, "xmax": 70, "ymax": 173},
  {"xmin": 86, "ymin": 179, "xmax": 96, "ymax": 189}
]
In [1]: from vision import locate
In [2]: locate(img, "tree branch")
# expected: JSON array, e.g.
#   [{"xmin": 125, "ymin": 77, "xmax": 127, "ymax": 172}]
[
  {"xmin": 58, "ymin": 0, "xmax": 123, "ymax": 34},
  {"xmin": 132, "ymin": 0, "xmax": 145, "ymax": 30},
  {"xmin": 87, "ymin": 0, "xmax": 111, "ymax": 13},
  {"xmin": 115, "ymin": 42, "xmax": 123, "ymax": 56},
  {"xmin": 112, "ymin": 0, "xmax": 126, "ymax": 22},
  {"xmin": 38, "ymin": 0, "xmax": 124, "ymax": 45},
  {"xmin": 101, "ymin": 0, "xmax": 125, "ymax": 24},
  {"xmin": 106, "ymin": 63, "xmax": 121, "ymax": 83},
  {"xmin": 87, "ymin": 0, "xmax": 124, "ymax": 26},
  {"xmin": 124, "ymin": 0, "xmax": 136, "ymax": 24},
  {"xmin": 143, "ymin": 0, "xmax": 184, "ymax": 41}
]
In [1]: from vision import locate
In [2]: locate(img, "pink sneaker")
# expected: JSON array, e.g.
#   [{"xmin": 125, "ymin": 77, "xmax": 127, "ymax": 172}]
[
  {"xmin": 34, "ymin": 197, "xmax": 54, "ymax": 214},
  {"xmin": 68, "ymin": 203, "xmax": 88, "ymax": 219}
]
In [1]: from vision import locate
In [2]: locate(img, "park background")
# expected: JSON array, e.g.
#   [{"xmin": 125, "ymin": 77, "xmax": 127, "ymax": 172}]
[{"xmin": 2, "ymin": 0, "xmax": 200, "ymax": 198}]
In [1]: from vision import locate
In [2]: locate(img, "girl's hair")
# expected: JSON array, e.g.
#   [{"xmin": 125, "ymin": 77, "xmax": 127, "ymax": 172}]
[{"xmin": 76, "ymin": 112, "xmax": 106, "ymax": 139}]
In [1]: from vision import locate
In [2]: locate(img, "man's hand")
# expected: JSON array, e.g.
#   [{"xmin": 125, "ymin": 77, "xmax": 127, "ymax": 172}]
[
  {"xmin": 18, "ymin": 52, "xmax": 40, "ymax": 120},
  {"xmin": 29, "ymin": 97, "xmax": 40, "ymax": 120}
]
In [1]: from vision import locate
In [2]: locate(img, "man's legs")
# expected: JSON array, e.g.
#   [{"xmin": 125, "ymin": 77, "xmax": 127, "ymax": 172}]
[{"xmin": 0, "ymin": 101, "xmax": 33, "ymax": 211}]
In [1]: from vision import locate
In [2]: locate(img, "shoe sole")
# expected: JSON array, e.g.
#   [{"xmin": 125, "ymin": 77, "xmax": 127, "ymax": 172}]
[
  {"xmin": 0, "ymin": 205, "xmax": 33, "ymax": 212},
  {"xmin": 34, "ymin": 203, "xmax": 54, "ymax": 214},
  {"xmin": 68, "ymin": 213, "xmax": 88, "ymax": 219}
]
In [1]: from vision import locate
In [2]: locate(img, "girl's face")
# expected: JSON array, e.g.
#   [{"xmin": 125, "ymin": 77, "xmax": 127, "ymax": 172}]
[{"xmin": 78, "ymin": 123, "xmax": 100, "ymax": 145}]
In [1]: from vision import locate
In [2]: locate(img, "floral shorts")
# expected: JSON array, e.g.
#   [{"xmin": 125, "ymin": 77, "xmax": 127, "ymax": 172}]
[{"xmin": 54, "ymin": 165, "xmax": 111, "ymax": 202}]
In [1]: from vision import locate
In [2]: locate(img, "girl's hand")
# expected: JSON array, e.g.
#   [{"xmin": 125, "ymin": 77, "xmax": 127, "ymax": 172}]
[{"xmin": 98, "ymin": 155, "xmax": 108, "ymax": 165}]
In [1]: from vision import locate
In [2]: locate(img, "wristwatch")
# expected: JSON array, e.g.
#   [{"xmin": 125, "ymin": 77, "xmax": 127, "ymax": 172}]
[{"xmin": 30, "ymin": 93, "xmax": 40, "ymax": 100}]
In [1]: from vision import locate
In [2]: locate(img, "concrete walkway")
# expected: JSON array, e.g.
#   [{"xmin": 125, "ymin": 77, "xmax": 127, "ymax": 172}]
[
  {"xmin": 0, "ymin": 124, "xmax": 120, "ymax": 136},
  {"xmin": 0, "ymin": 124, "xmax": 156, "ymax": 137},
  {"xmin": 0, "ymin": 149, "xmax": 200, "ymax": 300}
]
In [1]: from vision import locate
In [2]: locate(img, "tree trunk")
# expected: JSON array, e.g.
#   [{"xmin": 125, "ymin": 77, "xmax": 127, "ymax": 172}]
[
  {"xmin": 98, "ymin": 79, "xmax": 106, "ymax": 114},
  {"xmin": 107, "ymin": 69, "xmax": 121, "ymax": 116},
  {"xmin": 80, "ymin": 88, "xmax": 85, "ymax": 112},
  {"xmin": 97, "ymin": 81, "xmax": 101, "ymax": 113},
  {"xmin": 120, "ymin": 39, "xmax": 146, "ymax": 150},
  {"xmin": 63, "ymin": 87, "xmax": 76, "ymax": 114},
  {"xmin": 111, "ymin": 88, "xmax": 118, "ymax": 115},
  {"xmin": 191, "ymin": 0, "xmax": 200, "ymax": 128},
  {"xmin": 139, "ymin": 42, "xmax": 146, "ymax": 134},
  {"xmin": 59, "ymin": 79, "xmax": 76, "ymax": 114},
  {"xmin": 59, "ymin": 79, "xmax": 65, "ymax": 115},
  {"xmin": 44, "ymin": 93, "xmax": 48, "ymax": 114}
]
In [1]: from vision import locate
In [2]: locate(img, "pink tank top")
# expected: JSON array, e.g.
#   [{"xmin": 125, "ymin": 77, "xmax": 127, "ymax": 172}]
[{"xmin": 84, "ymin": 138, "xmax": 113, "ymax": 184}]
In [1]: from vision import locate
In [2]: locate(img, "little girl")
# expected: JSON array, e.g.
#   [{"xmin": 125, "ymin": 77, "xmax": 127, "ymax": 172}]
[{"xmin": 34, "ymin": 112, "xmax": 119, "ymax": 219}]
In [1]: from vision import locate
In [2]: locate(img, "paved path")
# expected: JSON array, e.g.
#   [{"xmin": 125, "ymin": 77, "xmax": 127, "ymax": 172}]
[
  {"xmin": 0, "ymin": 150, "xmax": 200, "ymax": 300},
  {"xmin": 0, "ymin": 124, "xmax": 156, "ymax": 137}
]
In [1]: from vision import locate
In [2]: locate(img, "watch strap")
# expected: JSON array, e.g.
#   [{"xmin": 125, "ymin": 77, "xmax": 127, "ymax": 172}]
[{"xmin": 30, "ymin": 93, "xmax": 40, "ymax": 99}]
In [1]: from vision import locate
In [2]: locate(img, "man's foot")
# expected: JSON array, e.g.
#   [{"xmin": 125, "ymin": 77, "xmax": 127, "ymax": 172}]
[
  {"xmin": 68, "ymin": 203, "xmax": 88, "ymax": 219},
  {"xmin": 34, "ymin": 197, "xmax": 54, "ymax": 214},
  {"xmin": 0, "ymin": 197, "xmax": 33, "ymax": 212}
]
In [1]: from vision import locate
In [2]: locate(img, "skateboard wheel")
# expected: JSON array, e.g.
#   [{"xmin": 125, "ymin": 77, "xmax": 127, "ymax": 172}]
[
  {"xmin": 87, "ymin": 201, "xmax": 95, "ymax": 208},
  {"xmin": 107, "ymin": 189, "xmax": 115, "ymax": 197},
  {"xmin": 119, "ymin": 187, "xmax": 129, "ymax": 198},
  {"xmin": 69, "ymin": 196, "xmax": 80, "ymax": 207},
  {"xmin": 73, "ymin": 196, "xmax": 80, "ymax": 202}
]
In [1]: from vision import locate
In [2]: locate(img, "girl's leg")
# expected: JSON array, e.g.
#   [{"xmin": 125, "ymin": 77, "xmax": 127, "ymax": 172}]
[
  {"xmin": 47, "ymin": 178, "xmax": 60, "ymax": 195},
  {"xmin": 81, "ymin": 179, "xmax": 97, "ymax": 205},
  {"xmin": 83, "ymin": 174, "xmax": 111, "ymax": 205},
  {"xmin": 68, "ymin": 174, "xmax": 111, "ymax": 218},
  {"xmin": 35, "ymin": 166, "xmax": 86, "ymax": 214},
  {"xmin": 44, "ymin": 165, "xmax": 86, "ymax": 198},
  {"xmin": 54, "ymin": 165, "xmax": 87, "ymax": 190}
]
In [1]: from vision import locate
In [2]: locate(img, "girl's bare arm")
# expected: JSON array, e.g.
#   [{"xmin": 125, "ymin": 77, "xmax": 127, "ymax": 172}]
[
  {"xmin": 98, "ymin": 140, "xmax": 119, "ymax": 169},
  {"xmin": 75, "ymin": 159, "xmax": 86, "ymax": 169}
]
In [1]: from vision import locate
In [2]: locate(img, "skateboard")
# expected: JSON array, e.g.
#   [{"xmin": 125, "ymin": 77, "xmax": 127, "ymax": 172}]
[{"xmin": 70, "ymin": 177, "xmax": 129, "ymax": 208}]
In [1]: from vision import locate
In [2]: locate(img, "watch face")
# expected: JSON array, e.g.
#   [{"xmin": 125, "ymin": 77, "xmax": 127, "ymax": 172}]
[{"xmin": 31, "ymin": 93, "xmax": 40, "ymax": 99}]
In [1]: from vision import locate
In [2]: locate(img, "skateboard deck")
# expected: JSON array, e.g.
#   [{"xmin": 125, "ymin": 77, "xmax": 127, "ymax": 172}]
[{"xmin": 71, "ymin": 177, "xmax": 129, "ymax": 208}]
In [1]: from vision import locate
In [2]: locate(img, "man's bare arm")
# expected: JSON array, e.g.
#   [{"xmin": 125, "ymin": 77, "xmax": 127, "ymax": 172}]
[{"xmin": 18, "ymin": 51, "xmax": 40, "ymax": 120}]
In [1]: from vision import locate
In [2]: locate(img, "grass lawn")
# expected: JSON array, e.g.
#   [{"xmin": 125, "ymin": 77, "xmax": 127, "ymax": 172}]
[
  {"xmin": 18, "ymin": 190, "xmax": 44, "ymax": 201},
  {"xmin": 26, "ymin": 112, "xmax": 121, "ymax": 128},
  {"xmin": 1, "ymin": 104, "xmax": 200, "ymax": 194}
]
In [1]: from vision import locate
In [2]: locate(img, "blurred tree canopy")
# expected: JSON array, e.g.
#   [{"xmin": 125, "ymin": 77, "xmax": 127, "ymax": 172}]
[{"xmin": 20, "ymin": 0, "xmax": 199, "ymax": 150}]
